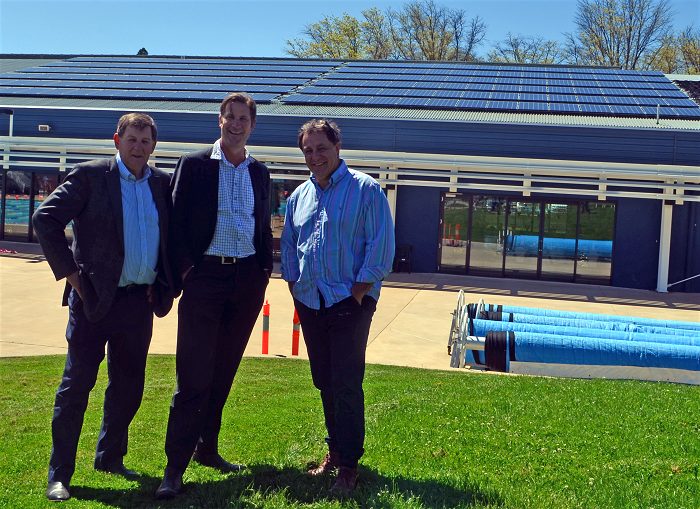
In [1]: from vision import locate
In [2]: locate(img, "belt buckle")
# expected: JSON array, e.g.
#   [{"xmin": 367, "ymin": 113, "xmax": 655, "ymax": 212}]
[{"xmin": 221, "ymin": 256, "xmax": 235, "ymax": 265}]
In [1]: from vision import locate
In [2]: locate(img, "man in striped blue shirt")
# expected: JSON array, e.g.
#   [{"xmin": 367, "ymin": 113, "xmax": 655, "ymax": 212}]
[{"xmin": 281, "ymin": 119, "xmax": 395, "ymax": 496}]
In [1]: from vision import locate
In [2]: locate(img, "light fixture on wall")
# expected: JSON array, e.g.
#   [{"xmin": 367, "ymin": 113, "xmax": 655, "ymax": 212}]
[{"xmin": 38, "ymin": 124, "xmax": 51, "ymax": 132}]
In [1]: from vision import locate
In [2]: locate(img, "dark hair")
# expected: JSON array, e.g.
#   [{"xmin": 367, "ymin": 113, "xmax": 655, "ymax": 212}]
[
  {"xmin": 116, "ymin": 113, "xmax": 158, "ymax": 142},
  {"xmin": 297, "ymin": 119, "xmax": 341, "ymax": 149},
  {"xmin": 220, "ymin": 92, "xmax": 257, "ymax": 124}
]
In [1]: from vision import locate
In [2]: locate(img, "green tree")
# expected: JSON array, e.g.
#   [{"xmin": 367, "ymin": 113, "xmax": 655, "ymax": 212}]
[
  {"xmin": 567, "ymin": 0, "xmax": 674, "ymax": 69},
  {"xmin": 286, "ymin": 13, "xmax": 363, "ymax": 59},
  {"xmin": 361, "ymin": 8, "xmax": 394, "ymax": 59},
  {"xmin": 646, "ymin": 34, "xmax": 681, "ymax": 73},
  {"xmin": 678, "ymin": 25, "xmax": 700, "ymax": 74},
  {"xmin": 284, "ymin": 0, "xmax": 486, "ymax": 61}
]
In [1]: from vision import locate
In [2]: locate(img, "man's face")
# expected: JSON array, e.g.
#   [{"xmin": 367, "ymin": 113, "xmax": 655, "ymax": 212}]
[
  {"xmin": 219, "ymin": 101, "xmax": 254, "ymax": 153},
  {"xmin": 113, "ymin": 125, "xmax": 156, "ymax": 174},
  {"xmin": 301, "ymin": 130, "xmax": 341, "ymax": 187}
]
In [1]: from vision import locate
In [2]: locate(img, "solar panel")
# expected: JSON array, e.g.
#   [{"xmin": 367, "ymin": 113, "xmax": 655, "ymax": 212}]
[{"xmin": 2, "ymin": 56, "xmax": 699, "ymax": 119}]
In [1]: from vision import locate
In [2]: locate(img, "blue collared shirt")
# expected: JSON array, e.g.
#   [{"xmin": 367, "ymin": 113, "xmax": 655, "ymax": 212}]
[
  {"xmin": 280, "ymin": 160, "xmax": 395, "ymax": 310},
  {"xmin": 116, "ymin": 153, "xmax": 159, "ymax": 286},
  {"xmin": 205, "ymin": 140, "xmax": 256, "ymax": 258}
]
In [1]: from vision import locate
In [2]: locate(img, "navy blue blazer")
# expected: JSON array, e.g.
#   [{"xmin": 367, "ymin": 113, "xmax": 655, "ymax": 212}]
[
  {"xmin": 169, "ymin": 147, "xmax": 273, "ymax": 291},
  {"xmin": 32, "ymin": 157, "xmax": 175, "ymax": 321}
]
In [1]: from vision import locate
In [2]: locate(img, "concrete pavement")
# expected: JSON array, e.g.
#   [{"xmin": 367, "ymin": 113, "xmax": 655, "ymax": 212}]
[{"xmin": 1, "ymin": 243, "xmax": 698, "ymax": 371}]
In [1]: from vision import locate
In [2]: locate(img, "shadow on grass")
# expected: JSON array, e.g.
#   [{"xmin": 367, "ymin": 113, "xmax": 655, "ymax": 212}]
[{"xmin": 70, "ymin": 464, "xmax": 501, "ymax": 508}]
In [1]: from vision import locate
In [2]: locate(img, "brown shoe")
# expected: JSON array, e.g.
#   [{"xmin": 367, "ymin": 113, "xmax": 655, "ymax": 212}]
[
  {"xmin": 307, "ymin": 451, "xmax": 339, "ymax": 476},
  {"xmin": 329, "ymin": 466, "xmax": 358, "ymax": 497}
]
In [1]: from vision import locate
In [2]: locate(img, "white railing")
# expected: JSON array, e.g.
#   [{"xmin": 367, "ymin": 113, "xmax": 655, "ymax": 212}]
[{"xmin": 1, "ymin": 135, "xmax": 699, "ymax": 203}]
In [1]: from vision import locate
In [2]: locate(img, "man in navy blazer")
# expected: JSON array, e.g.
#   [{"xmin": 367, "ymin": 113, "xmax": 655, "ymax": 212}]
[
  {"xmin": 33, "ymin": 113, "xmax": 174, "ymax": 502},
  {"xmin": 156, "ymin": 92, "xmax": 272, "ymax": 499}
]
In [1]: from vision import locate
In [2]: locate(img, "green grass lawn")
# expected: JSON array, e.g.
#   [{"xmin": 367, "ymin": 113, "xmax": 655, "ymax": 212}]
[{"xmin": 0, "ymin": 355, "xmax": 698, "ymax": 508}]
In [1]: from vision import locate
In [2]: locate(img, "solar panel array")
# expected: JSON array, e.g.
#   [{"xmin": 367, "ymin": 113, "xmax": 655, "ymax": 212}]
[
  {"xmin": 281, "ymin": 61, "xmax": 700, "ymax": 119},
  {"xmin": 0, "ymin": 56, "xmax": 340, "ymax": 104},
  {"xmin": 0, "ymin": 56, "xmax": 698, "ymax": 119}
]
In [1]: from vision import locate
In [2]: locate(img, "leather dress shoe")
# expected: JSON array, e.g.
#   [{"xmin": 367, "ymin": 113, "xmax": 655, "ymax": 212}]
[
  {"xmin": 95, "ymin": 462, "xmax": 139, "ymax": 479},
  {"xmin": 192, "ymin": 451, "xmax": 244, "ymax": 473},
  {"xmin": 307, "ymin": 451, "xmax": 339, "ymax": 476},
  {"xmin": 155, "ymin": 468, "xmax": 183, "ymax": 500},
  {"xmin": 46, "ymin": 481, "xmax": 70, "ymax": 502},
  {"xmin": 330, "ymin": 466, "xmax": 358, "ymax": 497}
]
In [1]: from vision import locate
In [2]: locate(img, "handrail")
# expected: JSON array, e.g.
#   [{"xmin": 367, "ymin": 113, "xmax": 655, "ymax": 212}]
[{"xmin": 1, "ymin": 135, "xmax": 699, "ymax": 202}]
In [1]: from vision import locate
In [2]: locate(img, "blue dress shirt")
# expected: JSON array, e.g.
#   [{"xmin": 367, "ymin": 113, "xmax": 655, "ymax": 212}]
[
  {"xmin": 116, "ymin": 153, "xmax": 159, "ymax": 286},
  {"xmin": 280, "ymin": 160, "xmax": 395, "ymax": 310}
]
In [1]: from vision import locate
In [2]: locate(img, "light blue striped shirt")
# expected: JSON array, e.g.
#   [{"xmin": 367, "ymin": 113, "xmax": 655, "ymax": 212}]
[
  {"xmin": 116, "ymin": 153, "xmax": 159, "ymax": 287},
  {"xmin": 205, "ymin": 140, "xmax": 256, "ymax": 258},
  {"xmin": 280, "ymin": 160, "xmax": 395, "ymax": 310}
]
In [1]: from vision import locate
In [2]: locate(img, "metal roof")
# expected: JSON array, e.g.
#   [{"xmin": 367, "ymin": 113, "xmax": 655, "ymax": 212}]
[
  {"xmin": 1, "ymin": 97, "xmax": 699, "ymax": 131},
  {"xmin": 0, "ymin": 58, "xmax": 64, "ymax": 73},
  {"xmin": 1, "ymin": 55, "xmax": 699, "ymax": 130}
]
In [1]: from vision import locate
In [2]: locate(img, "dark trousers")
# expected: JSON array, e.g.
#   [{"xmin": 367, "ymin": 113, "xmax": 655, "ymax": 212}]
[
  {"xmin": 164, "ymin": 258, "xmax": 267, "ymax": 473},
  {"xmin": 48, "ymin": 285, "xmax": 153, "ymax": 484},
  {"xmin": 295, "ymin": 295, "xmax": 376, "ymax": 469}
]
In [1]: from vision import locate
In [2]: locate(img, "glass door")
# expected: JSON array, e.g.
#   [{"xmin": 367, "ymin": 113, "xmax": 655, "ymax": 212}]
[
  {"xmin": 439, "ymin": 194, "xmax": 470, "ymax": 271},
  {"xmin": 576, "ymin": 202, "xmax": 614, "ymax": 283},
  {"xmin": 3, "ymin": 170, "xmax": 31, "ymax": 240},
  {"xmin": 469, "ymin": 196, "xmax": 505, "ymax": 274},
  {"xmin": 540, "ymin": 202, "xmax": 578, "ymax": 280},
  {"xmin": 31, "ymin": 173, "xmax": 60, "ymax": 242},
  {"xmin": 504, "ymin": 200, "xmax": 540, "ymax": 278}
]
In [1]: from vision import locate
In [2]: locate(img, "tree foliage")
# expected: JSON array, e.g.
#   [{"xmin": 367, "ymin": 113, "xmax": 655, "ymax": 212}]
[
  {"xmin": 568, "ymin": 0, "xmax": 674, "ymax": 69},
  {"xmin": 677, "ymin": 26, "xmax": 700, "ymax": 73},
  {"xmin": 489, "ymin": 33, "xmax": 566, "ymax": 64},
  {"xmin": 285, "ymin": 0, "xmax": 485, "ymax": 61},
  {"xmin": 645, "ymin": 26, "xmax": 700, "ymax": 73},
  {"xmin": 283, "ymin": 0, "xmax": 697, "ymax": 73},
  {"xmin": 286, "ymin": 14, "xmax": 363, "ymax": 59}
]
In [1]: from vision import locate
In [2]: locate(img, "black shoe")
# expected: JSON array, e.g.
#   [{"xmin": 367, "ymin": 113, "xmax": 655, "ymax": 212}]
[
  {"xmin": 155, "ymin": 468, "xmax": 183, "ymax": 500},
  {"xmin": 95, "ymin": 462, "xmax": 139, "ymax": 479},
  {"xmin": 46, "ymin": 481, "xmax": 70, "ymax": 502},
  {"xmin": 192, "ymin": 451, "xmax": 244, "ymax": 473}
]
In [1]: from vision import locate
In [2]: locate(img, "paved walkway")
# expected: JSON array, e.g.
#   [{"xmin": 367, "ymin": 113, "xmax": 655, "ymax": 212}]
[{"xmin": 1, "ymin": 242, "xmax": 698, "ymax": 371}]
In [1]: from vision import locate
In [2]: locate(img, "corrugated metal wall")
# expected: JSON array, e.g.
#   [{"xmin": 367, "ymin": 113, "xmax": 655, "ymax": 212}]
[{"xmin": 1, "ymin": 107, "xmax": 698, "ymax": 291}]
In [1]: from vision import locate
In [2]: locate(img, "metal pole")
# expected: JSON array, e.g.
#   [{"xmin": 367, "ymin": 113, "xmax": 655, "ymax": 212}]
[{"xmin": 0, "ymin": 109, "xmax": 14, "ymax": 240}]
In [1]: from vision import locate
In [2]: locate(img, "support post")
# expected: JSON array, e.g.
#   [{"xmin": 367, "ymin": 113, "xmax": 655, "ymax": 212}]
[{"xmin": 656, "ymin": 201, "xmax": 673, "ymax": 293}]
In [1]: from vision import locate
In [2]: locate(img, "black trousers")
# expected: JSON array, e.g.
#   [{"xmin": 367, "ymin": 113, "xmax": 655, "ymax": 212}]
[
  {"xmin": 295, "ymin": 295, "xmax": 376, "ymax": 469},
  {"xmin": 48, "ymin": 285, "xmax": 153, "ymax": 484},
  {"xmin": 164, "ymin": 258, "xmax": 267, "ymax": 473}
]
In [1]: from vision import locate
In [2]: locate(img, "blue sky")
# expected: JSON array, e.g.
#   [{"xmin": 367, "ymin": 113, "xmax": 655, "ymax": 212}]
[{"xmin": 1, "ymin": 0, "xmax": 698, "ymax": 58}]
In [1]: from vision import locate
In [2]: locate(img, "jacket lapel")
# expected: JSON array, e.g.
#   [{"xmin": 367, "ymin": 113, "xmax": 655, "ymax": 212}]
[
  {"xmin": 106, "ymin": 157, "xmax": 124, "ymax": 248},
  {"xmin": 148, "ymin": 169, "xmax": 168, "ymax": 244}
]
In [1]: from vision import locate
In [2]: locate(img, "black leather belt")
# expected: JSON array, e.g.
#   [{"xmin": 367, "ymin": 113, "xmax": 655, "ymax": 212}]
[
  {"xmin": 116, "ymin": 284, "xmax": 149, "ymax": 294},
  {"xmin": 201, "ymin": 254, "xmax": 256, "ymax": 265}
]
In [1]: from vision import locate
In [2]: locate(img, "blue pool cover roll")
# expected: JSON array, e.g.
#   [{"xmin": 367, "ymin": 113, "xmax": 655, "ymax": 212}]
[
  {"xmin": 494, "ymin": 312, "xmax": 699, "ymax": 338},
  {"xmin": 487, "ymin": 304, "xmax": 700, "ymax": 332},
  {"xmin": 504, "ymin": 331, "xmax": 700, "ymax": 372},
  {"xmin": 470, "ymin": 318, "xmax": 700, "ymax": 347}
]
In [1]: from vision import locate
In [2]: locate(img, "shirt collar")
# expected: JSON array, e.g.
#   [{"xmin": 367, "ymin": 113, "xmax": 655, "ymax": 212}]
[
  {"xmin": 311, "ymin": 159, "xmax": 349, "ymax": 189},
  {"xmin": 211, "ymin": 139, "xmax": 250, "ymax": 168},
  {"xmin": 116, "ymin": 153, "xmax": 151, "ymax": 182}
]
